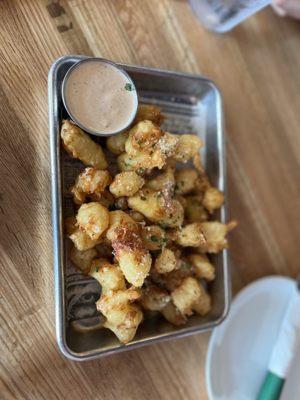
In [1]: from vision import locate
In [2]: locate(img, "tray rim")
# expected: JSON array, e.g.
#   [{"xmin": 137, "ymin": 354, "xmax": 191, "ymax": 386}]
[{"xmin": 48, "ymin": 55, "xmax": 231, "ymax": 361}]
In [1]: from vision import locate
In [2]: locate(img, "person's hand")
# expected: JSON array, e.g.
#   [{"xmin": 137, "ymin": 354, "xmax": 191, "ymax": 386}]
[{"xmin": 273, "ymin": 0, "xmax": 300, "ymax": 19}]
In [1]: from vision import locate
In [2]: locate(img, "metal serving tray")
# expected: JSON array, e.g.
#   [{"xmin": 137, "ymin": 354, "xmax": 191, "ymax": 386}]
[{"xmin": 49, "ymin": 55, "xmax": 230, "ymax": 361}]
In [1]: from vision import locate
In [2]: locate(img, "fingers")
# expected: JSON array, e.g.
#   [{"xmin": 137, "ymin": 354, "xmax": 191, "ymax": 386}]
[{"xmin": 273, "ymin": 0, "xmax": 300, "ymax": 19}]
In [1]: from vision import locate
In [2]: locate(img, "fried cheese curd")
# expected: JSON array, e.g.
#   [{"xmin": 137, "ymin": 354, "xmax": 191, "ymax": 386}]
[
  {"xmin": 90, "ymin": 258, "xmax": 143, "ymax": 343},
  {"xmin": 61, "ymin": 103, "xmax": 236, "ymax": 343}
]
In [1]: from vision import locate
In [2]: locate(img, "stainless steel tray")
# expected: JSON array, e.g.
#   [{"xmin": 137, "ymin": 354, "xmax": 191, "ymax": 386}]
[{"xmin": 49, "ymin": 55, "xmax": 230, "ymax": 361}]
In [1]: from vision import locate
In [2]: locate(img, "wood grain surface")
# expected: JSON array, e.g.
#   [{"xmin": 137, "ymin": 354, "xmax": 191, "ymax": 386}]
[{"xmin": 0, "ymin": 1, "xmax": 299, "ymax": 399}]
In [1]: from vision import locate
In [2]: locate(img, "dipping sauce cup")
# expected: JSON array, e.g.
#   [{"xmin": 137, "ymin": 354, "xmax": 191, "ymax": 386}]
[{"xmin": 62, "ymin": 58, "xmax": 138, "ymax": 136}]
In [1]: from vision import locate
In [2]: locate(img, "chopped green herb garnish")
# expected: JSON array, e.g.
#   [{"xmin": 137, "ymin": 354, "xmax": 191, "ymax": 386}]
[
  {"xmin": 125, "ymin": 83, "xmax": 135, "ymax": 91},
  {"xmin": 137, "ymin": 168, "xmax": 145, "ymax": 174},
  {"xmin": 150, "ymin": 235, "xmax": 159, "ymax": 242}
]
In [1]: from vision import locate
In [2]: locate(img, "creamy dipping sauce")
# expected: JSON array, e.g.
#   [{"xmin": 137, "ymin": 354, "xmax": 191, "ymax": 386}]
[{"xmin": 63, "ymin": 60, "xmax": 138, "ymax": 135}]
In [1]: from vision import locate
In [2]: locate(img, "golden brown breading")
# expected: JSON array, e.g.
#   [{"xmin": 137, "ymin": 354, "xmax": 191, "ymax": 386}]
[
  {"xmin": 162, "ymin": 264, "xmax": 194, "ymax": 292},
  {"xmin": 184, "ymin": 195, "xmax": 208, "ymax": 223},
  {"xmin": 145, "ymin": 167, "xmax": 175, "ymax": 195},
  {"xmin": 186, "ymin": 254, "xmax": 215, "ymax": 281},
  {"xmin": 195, "ymin": 221, "xmax": 237, "ymax": 254},
  {"xmin": 126, "ymin": 120, "xmax": 163, "ymax": 155},
  {"xmin": 70, "ymin": 229, "xmax": 102, "ymax": 251},
  {"xmin": 106, "ymin": 131, "xmax": 129, "ymax": 155},
  {"xmin": 192, "ymin": 285, "xmax": 212, "ymax": 316},
  {"xmin": 127, "ymin": 210, "xmax": 146, "ymax": 223},
  {"xmin": 161, "ymin": 301, "xmax": 187, "ymax": 326},
  {"xmin": 134, "ymin": 104, "xmax": 164, "ymax": 126},
  {"xmin": 76, "ymin": 202, "xmax": 110, "ymax": 240},
  {"xmin": 89, "ymin": 259, "xmax": 126, "ymax": 292},
  {"xmin": 71, "ymin": 167, "xmax": 111, "ymax": 204},
  {"xmin": 173, "ymin": 134, "xmax": 203, "ymax": 163},
  {"xmin": 65, "ymin": 216, "xmax": 102, "ymax": 251},
  {"xmin": 103, "ymin": 306, "xmax": 143, "ymax": 343},
  {"xmin": 124, "ymin": 121, "xmax": 178, "ymax": 171},
  {"xmin": 175, "ymin": 168, "xmax": 198, "ymax": 195},
  {"xmin": 141, "ymin": 225, "xmax": 167, "ymax": 251},
  {"xmin": 171, "ymin": 277, "xmax": 202, "ymax": 316},
  {"xmin": 202, "ymin": 187, "xmax": 224, "ymax": 214},
  {"xmin": 96, "ymin": 287, "xmax": 143, "ymax": 343},
  {"xmin": 61, "ymin": 120, "xmax": 107, "ymax": 169},
  {"xmin": 106, "ymin": 211, "xmax": 152, "ymax": 287},
  {"xmin": 192, "ymin": 153, "xmax": 211, "ymax": 192},
  {"xmin": 154, "ymin": 248, "xmax": 177, "ymax": 274},
  {"xmin": 117, "ymin": 152, "xmax": 140, "ymax": 171},
  {"xmin": 140, "ymin": 284, "xmax": 170, "ymax": 311},
  {"xmin": 175, "ymin": 223, "xmax": 207, "ymax": 247},
  {"xmin": 128, "ymin": 188, "xmax": 184, "ymax": 228},
  {"xmin": 109, "ymin": 171, "xmax": 144, "ymax": 198}
]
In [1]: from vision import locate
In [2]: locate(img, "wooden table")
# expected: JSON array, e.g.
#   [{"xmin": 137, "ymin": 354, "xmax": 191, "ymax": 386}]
[{"xmin": 1, "ymin": 1, "xmax": 299, "ymax": 399}]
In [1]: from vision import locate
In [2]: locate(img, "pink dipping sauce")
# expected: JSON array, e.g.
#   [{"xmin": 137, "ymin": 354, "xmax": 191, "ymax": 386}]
[{"xmin": 64, "ymin": 60, "xmax": 138, "ymax": 135}]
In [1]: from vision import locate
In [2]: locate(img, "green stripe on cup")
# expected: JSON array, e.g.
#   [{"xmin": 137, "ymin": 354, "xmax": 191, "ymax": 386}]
[{"xmin": 256, "ymin": 371, "xmax": 285, "ymax": 400}]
